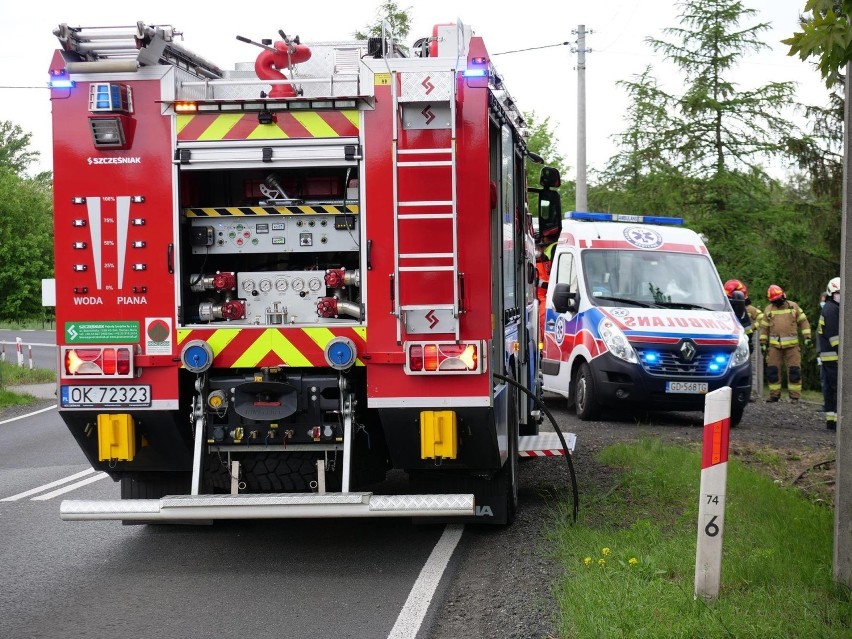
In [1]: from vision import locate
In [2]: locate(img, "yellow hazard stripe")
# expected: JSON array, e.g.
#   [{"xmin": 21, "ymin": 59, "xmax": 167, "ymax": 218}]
[
  {"xmin": 302, "ymin": 328, "xmax": 366, "ymax": 366},
  {"xmin": 232, "ymin": 329, "xmax": 312, "ymax": 367},
  {"xmin": 197, "ymin": 114, "xmax": 245, "ymax": 141},
  {"xmin": 176, "ymin": 328, "xmax": 239, "ymax": 355},
  {"xmin": 292, "ymin": 112, "xmax": 338, "ymax": 137},
  {"xmin": 185, "ymin": 206, "xmax": 359, "ymax": 217}
]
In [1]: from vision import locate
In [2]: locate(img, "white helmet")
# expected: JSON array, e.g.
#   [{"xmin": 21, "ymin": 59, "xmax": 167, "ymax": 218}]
[{"xmin": 827, "ymin": 277, "xmax": 841, "ymax": 295}]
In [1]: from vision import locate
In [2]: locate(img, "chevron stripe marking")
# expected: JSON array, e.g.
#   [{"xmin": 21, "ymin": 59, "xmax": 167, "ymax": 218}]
[
  {"xmin": 303, "ymin": 327, "xmax": 365, "ymax": 366},
  {"xmin": 198, "ymin": 114, "xmax": 245, "ymax": 141},
  {"xmin": 292, "ymin": 112, "xmax": 337, "ymax": 138},
  {"xmin": 232, "ymin": 329, "xmax": 313, "ymax": 368},
  {"xmin": 247, "ymin": 121, "xmax": 288, "ymax": 140}
]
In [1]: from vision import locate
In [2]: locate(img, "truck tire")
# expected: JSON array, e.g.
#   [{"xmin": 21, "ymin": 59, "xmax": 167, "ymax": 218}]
[
  {"xmin": 120, "ymin": 472, "xmax": 190, "ymax": 499},
  {"xmin": 574, "ymin": 361, "xmax": 601, "ymax": 420},
  {"xmin": 240, "ymin": 452, "xmax": 317, "ymax": 492}
]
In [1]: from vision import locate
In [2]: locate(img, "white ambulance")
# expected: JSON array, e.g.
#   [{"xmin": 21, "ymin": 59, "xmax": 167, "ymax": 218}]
[{"xmin": 541, "ymin": 212, "xmax": 751, "ymax": 425}]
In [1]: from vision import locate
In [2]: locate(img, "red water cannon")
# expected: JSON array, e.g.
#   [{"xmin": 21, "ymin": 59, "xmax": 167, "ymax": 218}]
[{"xmin": 236, "ymin": 31, "xmax": 311, "ymax": 98}]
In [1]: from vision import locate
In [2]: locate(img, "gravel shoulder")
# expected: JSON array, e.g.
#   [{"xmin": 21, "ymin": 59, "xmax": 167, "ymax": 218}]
[{"xmin": 428, "ymin": 395, "xmax": 837, "ymax": 639}]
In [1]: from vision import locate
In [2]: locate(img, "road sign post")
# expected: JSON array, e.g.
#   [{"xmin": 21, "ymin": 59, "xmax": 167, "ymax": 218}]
[
  {"xmin": 694, "ymin": 386, "xmax": 731, "ymax": 601},
  {"xmin": 15, "ymin": 337, "xmax": 23, "ymax": 368}
]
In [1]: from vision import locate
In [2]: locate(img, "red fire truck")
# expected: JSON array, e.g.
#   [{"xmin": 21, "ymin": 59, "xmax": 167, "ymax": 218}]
[{"xmin": 48, "ymin": 21, "xmax": 567, "ymax": 524}]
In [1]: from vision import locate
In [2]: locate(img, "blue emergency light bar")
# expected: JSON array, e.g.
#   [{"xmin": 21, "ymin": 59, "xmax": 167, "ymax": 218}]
[
  {"xmin": 567, "ymin": 211, "xmax": 684, "ymax": 226},
  {"xmin": 49, "ymin": 79, "xmax": 76, "ymax": 89}
]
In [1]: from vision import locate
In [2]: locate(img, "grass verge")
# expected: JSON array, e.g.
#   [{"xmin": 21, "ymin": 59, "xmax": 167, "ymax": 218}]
[
  {"xmin": 551, "ymin": 438, "xmax": 851, "ymax": 638},
  {"xmin": 0, "ymin": 361, "xmax": 55, "ymax": 409}
]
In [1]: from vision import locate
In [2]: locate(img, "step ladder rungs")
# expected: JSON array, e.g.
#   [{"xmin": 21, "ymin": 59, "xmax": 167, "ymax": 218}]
[
  {"xmin": 398, "ymin": 160, "xmax": 453, "ymax": 168},
  {"xmin": 398, "ymin": 148, "xmax": 453, "ymax": 155},
  {"xmin": 400, "ymin": 252, "xmax": 454, "ymax": 259},
  {"xmin": 399, "ymin": 200, "xmax": 453, "ymax": 207},
  {"xmin": 399, "ymin": 266, "xmax": 455, "ymax": 272},
  {"xmin": 399, "ymin": 213, "xmax": 454, "ymax": 220}
]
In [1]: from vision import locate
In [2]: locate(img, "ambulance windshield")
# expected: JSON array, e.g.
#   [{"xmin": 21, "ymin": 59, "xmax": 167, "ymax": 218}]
[{"xmin": 582, "ymin": 250, "xmax": 729, "ymax": 311}]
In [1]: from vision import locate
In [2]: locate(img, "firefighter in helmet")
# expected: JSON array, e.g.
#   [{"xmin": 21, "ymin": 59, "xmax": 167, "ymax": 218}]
[
  {"xmin": 724, "ymin": 279, "xmax": 762, "ymax": 352},
  {"xmin": 759, "ymin": 284, "xmax": 811, "ymax": 403},
  {"xmin": 817, "ymin": 277, "xmax": 841, "ymax": 430}
]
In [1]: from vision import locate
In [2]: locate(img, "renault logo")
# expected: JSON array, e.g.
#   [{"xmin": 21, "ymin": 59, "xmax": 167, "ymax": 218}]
[{"xmin": 680, "ymin": 340, "xmax": 697, "ymax": 362}]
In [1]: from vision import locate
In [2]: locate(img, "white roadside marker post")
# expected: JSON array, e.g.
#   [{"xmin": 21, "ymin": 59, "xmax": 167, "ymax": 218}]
[
  {"xmin": 694, "ymin": 386, "xmax": 731, "ymax": 601},
  {"xmin": 16, "ymin": 337, "xmax": 24, "ymax": 368}
]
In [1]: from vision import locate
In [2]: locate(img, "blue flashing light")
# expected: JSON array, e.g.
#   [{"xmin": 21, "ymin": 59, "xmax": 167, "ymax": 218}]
[
  {"xmin": 642, "ymin": 352, "xmax": 659, "ymax": 363},
  {"xmin": 709, "ymin": 363, "xmax": 720, "ymax": 372},
  {"xmin": 567, "ymin": 211, "xmax": 684, "ymax": 226},
  {"xmin": 463, "ymin": 68, "xmax": 488, "ymax": 77},
  {"xmin": 713, "ymin": 355, "xmax": 727, "ymax": 364},
  {"xmin": 49, "ymin": 79, "xmax": 76, "ymax": 89}
]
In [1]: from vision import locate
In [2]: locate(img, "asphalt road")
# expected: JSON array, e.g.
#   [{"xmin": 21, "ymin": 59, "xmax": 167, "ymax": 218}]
[
  {"xmin": 0, "ymin": 405, "xmax": 460, "ymax": 639},
  {"xmin": 0, "ymin": 329, "xmax": 57, "ymax": 371}
]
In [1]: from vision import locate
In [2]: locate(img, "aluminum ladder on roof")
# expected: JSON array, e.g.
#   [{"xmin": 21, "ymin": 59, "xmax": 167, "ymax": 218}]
[{"xmin": 389, "ymin": 64, "xmax": 460, "ymax": 342}]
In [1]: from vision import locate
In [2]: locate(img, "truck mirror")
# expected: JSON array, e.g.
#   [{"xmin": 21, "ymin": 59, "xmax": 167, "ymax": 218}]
[
  {"xmin": 539, "ymin": 167, "xmax": 561, "ymax": 188},
  {"xmin": 552, "ymin": 283, "xmax": 578, "ymax": 314},
  {"xmin": 538, "ymin": 189, "xmax": 562, "ymax": 242}
]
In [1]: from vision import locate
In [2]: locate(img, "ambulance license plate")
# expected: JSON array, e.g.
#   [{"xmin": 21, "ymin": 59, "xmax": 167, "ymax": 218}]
[
  {"xmin": 665, "ymin": 381, "xmax": 708, "ymax": 394},
  {"xmin": 61, "ymin": 385, "xmax": 151, "ymax": 408}
]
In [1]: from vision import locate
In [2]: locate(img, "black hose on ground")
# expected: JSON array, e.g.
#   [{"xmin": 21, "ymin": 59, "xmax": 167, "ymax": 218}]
[{"xmin": 494, "ymin": 373, "xmax": 579, "ymax": 523}]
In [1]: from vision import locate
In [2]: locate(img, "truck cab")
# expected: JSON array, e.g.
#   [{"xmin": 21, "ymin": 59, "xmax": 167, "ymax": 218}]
[{"xmin": 540, "ymin": 212, "xmax": 751, "ymax": 425}]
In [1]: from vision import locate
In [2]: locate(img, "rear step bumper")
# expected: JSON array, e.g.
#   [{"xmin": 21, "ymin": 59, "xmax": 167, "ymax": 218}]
[{"xmin": 60, "ymin": 492, "xmax": 475, "ymax": 522}]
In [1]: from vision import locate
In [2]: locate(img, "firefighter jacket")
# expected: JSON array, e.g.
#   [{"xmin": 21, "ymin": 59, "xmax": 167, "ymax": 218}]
[
  {"xmin": 745, "ymin": 304, "xmax": 762, "ymax": 337},
  {"xmin": 759, "ymin": 300, "xmax": 811, "ymax": 348},
  {"xmin": 817, "ymin": 297, "xmax": 840, "ymax": 363}
]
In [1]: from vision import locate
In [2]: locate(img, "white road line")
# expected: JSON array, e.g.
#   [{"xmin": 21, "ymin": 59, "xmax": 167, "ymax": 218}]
[
  {"xmin": 1, "ymin": 468, "xmax": 96, "ymax": 502},
  {"xmin": 0, "ymin": 405, "xmax": 57, "ymax": 425},
  {"xmin": 387, "ymin": 524, "xmax": 465, "ymax": 639},
  {"xmin": 32, "ymin": 473, "xmax": 109, "ymax": 501}
]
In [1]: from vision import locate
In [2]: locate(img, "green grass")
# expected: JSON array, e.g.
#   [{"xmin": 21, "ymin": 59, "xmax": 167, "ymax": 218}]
[
  {"xmin": 0, "ymin": 318, "xmax": 55, "ymax": 330},
  {"xmin": 0, "ymin": 361, "xmax": 55, "ymax": 408},
  {"xmin": 551, "ymin": 438, "xmax": 851, "ymax": 638}
]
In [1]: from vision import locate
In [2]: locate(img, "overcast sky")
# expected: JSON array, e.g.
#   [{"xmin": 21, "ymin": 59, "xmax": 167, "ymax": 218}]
[{"xmin": 0, "ymin": 1, "xmax": 827, "ymax": 179}]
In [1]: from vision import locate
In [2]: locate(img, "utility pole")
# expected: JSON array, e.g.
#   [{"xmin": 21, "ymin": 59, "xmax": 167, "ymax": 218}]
[
  {"xmin": 834, "ymin": 60, "xmax": 852, "ymax": 588},
  {"xmin": 572, "ymin": 25, "xmax": 591, "ymax": 213}
]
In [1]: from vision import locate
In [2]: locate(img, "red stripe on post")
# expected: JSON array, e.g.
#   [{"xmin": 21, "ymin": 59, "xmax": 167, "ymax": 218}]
[{"xmin": 701, "ymin": 418, "xmax": 730, "ymax": 469}]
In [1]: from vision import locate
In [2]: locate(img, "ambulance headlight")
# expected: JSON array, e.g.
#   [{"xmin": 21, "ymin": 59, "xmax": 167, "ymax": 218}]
[
  {"xmin": 731, "ymin": 332, "xmax": 750, "ymax": 367},
  {"xmin": 599, "ymin": 319, "xmax": 637, "ymax": 364}
]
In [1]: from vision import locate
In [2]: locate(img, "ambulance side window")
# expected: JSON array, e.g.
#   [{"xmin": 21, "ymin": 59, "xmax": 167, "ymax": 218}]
[{"xmin": 555, "ymin": 252, "xmax": 578, "ymax": 293}]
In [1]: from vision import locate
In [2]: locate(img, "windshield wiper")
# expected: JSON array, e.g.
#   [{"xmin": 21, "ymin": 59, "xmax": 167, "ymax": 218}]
[
  {"xmin": 593, "ymin": 296, "xmax": 661, "ymax": 308},
  {"xmin": 655, "ymin": 301, "xmax": 715, "ymax": 311}
]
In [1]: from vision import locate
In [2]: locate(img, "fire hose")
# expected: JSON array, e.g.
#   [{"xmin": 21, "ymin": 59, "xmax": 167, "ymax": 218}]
[{"xmin": 494, "ymin": 373, "xmax": 578, "ymax": 523}]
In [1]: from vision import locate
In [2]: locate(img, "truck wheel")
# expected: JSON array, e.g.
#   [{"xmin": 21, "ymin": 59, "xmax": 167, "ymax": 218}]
[
  {"xmin": 240, "ymin": 452, "xmax": 317, "ymax": 492},
  {"xmin": 574, "ymin": 362, "xmax": 601, "ymax": 420},
  {"xmin": 120, "ymin": 472, "xmax": 190, "ymax": 499}
]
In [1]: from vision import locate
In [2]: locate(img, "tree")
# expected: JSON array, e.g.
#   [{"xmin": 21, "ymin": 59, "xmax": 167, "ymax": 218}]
[
  {"xmin": 0, "ymin": 166, "xmax": 53, "ymax": 320},
  {"xmin": 783, "ymin": 0, "xmax": 852, "ymax": 87},
  {"xmin": 646, "ymin": 0, "xmax": 796, "ymax": 181},
  {"xmin": 523, "ymin": 111, "xmax": 573, "ymax": 206},
  {"xmin": 353, "ymin": 1, "xmax": 413, "ymax": 42},
  {"xmin": 0, "ymin": 121, "xmax": 41, "ymax": 176}
]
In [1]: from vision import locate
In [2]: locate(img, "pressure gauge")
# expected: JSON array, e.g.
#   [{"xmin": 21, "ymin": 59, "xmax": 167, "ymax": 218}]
[
  {"xmin": 308, "ymin": 277, "xmax": 322, "ymax": 292},
  {"xmin": 259, "ymin": 279, "xmax": 272, "ymax": 293},
  {"xmin": 275, "ymin": 278, "xmax": 288, "ymax": 292},
  {"xmin": 292, "ymin": 278, "xmax": 305, "ymax": 292},
  {"xmin": 241, "ymin": 279, "xmax": 255, "ymax": 292}
]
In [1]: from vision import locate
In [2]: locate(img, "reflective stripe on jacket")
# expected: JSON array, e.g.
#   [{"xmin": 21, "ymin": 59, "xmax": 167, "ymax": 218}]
[
  {"xmin": 817, "ymin": 298, "xmax": 840, "ymax": 362},
  {"xmin": 759, "ymin": 300, "xmax": 811, "ymax": 348}
]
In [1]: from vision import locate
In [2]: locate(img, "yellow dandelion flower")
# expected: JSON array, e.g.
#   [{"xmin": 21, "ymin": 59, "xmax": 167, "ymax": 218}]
[
  {"xmin": 584, "ymin": 557, "xmax": 593, "ymax": 566},
  {"xmin": 601, "ymin": 547, "xmax": 612, "ymax": 557},
  {"xmin": 629, "ymin": 557, "xmax": 639, "ymax": 566},
  {"xmin": 598, "ymin": 558, "xmax": 606, "ymax": 567}
]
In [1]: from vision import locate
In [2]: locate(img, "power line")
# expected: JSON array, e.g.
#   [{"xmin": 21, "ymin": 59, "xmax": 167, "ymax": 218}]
[
  {"xmin": 492, "ymin": 42, "xmax": 569, "ymax": 56},
  {"xmin": 0, "ymin": 86, "xmax": 49, "ymax": 89}
]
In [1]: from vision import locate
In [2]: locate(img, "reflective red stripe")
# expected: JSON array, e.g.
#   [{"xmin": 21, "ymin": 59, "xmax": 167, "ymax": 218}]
[{"xmin": 701, "ymin": 418, "xmax": 730, "ymax": 468}]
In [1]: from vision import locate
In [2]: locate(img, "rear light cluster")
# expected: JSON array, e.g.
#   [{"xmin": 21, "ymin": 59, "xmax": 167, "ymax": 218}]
[
  {"xmin": 61, "ymin": 346, "xmax": 134, "ymax": 378},
  {"xmin": 405, "ymin": 341, "xmax": 485, "ymax": 375}
]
